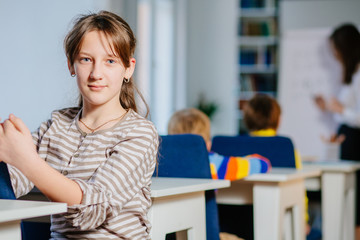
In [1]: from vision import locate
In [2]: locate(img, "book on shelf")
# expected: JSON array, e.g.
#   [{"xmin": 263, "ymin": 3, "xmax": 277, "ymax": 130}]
[
  {"xmin": 239, "ymin": 19, "xmax": 276, "ymax": 36},
  {"xmin": 240, "ymin": 0, "xmax": 266, "ymax": 8},
  {"xmin": 239, "ymin": 46, "xmax": 276, "ymax": 66},
  {"xmin": 239, "ymin": 74, "xmax": 277, "ymax": 93},
  {"xmin": 240, "ymin": 49, "xmax": 257, "ymax": 65}
]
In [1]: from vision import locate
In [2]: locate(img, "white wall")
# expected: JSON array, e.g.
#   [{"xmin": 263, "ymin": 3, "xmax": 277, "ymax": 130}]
[
  {"xmin": 0, "ymin": 0, "xmax": 124, "ymax": 131},
  {"xmin": 280, "ymin": 0, "xmax": 360, "ymax": 32},
  {"xmin": 186, "ymin": 0, "xmax": 238, "ymax": 136}
]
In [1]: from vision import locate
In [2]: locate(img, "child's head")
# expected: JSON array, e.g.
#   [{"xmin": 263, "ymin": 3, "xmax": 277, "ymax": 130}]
[
  {"xmin": 330, "ymin": 23, "xmax": 360, "ymax": 84},
  {"xmin": 64, "ymin": 11, "xmax": 147, "ymax": 114},
  {"xmin": 243, "ymin": 94, "xmax": 281, "ymax": 132},
  {"xmin": 168, "ymin": 108, "xmax": 211, "ymax": 150}
]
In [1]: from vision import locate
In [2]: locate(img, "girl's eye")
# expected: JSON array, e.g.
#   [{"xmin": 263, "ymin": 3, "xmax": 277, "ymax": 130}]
[
  {"xmin": 107, "ymin": 59, "xmax": 116, "ymax": 64},
  {"xmin": 80, "ymin": 57, "xmax": 91, "ymax": 62}
]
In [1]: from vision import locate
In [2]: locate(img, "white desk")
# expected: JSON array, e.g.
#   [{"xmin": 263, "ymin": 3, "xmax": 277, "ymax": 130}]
[
  {"xmin": 21, "ymin": 177, "xmax": 230, "ymax": 240},
  {"xmin": 304, "ymin": 160, "xmax": 360, "ymax": 240},
  {"xmin": 0, "ymin": 199, "xmax": 67, "ymax": 240},
  {"xmin": 216, "ymin": 168, "xmax": 320, "ymax": 240},
  {"xmin": 149, "ymin": 177, "xmax": 230, "ymax": 240}
]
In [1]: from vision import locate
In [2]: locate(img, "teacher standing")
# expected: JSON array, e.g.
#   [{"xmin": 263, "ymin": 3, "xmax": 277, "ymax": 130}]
[{"xmin": 315, "ymin": 23, "xmax": 360, "ymax": 225}]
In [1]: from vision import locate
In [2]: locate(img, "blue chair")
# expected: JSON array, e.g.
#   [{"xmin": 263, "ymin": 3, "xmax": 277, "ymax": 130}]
[
  {"xmin": 211, "ymin": 135, "xmax": 296, "ymax": 168},
  {"xmin": 0, "ymin": 162, "xmax": 51, "ymax": 240},
  {"xmin": 156, "ymin": 134, "xmax": 220, "ymax": 240},
  {"xmin": 0, "ymin": 162, "xmax": 16, "ymax": 199},
  {"xmin": 211, "ymin": 135, "xmax": 297, "ymax": 239},
  {"xmin": 0, "ymin": 162, "xmax": 27, "ymax": 239}
]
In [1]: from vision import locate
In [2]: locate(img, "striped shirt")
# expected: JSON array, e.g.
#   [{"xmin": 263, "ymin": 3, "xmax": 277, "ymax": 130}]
[{"xmin": 9, "ymin": 107, "xmax": 159, "ymax": 239}]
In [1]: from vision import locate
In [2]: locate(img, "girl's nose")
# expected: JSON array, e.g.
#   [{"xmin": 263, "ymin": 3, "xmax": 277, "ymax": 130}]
[{"xmin": 90, "ymin": 62, "xmax": 103, "ymax": 80}]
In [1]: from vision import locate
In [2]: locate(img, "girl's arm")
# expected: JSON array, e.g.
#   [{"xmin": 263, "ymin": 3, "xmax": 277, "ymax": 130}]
[{"xmin": 0, "ymin": 114, "xmax": 82, "ymax": 205}]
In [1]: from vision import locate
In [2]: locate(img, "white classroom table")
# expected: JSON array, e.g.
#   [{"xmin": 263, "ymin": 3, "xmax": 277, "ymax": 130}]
[
  {"xmin": 304, "ymin": 160, "xmax": 360, "ymax": 240},
  {"xmin": 21, "ymin": 177, "xmax": 230, "ymax": 240},
  {"xmin": 0, "ymin": 199, "xmax": 67, "ymax": 240},
  {"xmin": 216, "ymin": 168, "xmax": 321, "ymax": 240},
  {"xmin": 149, "ymin": 177, "xmax": 230, "ymax": 240}
]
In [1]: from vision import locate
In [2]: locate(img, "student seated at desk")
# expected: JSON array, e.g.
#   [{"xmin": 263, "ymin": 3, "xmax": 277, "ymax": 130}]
[
  {"xmin": 167, "ymin": 108, "xmax": 271, "ymax": 240},
  {"xmin": 168, "ymin": 108, "xmax": 271, "ymax": 181},
  {"xmin": 243, "ymin": 93, "xmax": 319, "ymax": 239},
  {"xmin": 0, "ymin": 11, "xmax": 159, "ymax": 239}
]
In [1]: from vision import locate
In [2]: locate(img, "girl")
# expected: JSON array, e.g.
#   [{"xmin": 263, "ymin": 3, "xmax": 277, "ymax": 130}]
[{"xmin": 0, "ymin": 11, "xmax": 159, "ymax": 239}]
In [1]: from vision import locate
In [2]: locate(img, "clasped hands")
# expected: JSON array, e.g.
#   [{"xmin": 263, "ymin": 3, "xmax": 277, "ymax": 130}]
[
  {"xmin": 314, "ymin": 95, "xmax": 344, "ymax": 114},
  {"xmin": 0, "ymin": 114, "xmax": 37, "ymax": 170}
]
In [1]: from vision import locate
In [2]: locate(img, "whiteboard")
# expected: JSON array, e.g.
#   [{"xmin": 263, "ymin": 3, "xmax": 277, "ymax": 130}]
[
  {"xmin": 277, "ymin": 0, "xmax": 360, "ymax": 159},
  {"xmin": 278, "ymin": 28, "xmax": 342, "ymax": 159}
]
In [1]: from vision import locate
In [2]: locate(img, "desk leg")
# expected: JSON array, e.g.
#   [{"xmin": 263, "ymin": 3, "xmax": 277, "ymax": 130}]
[
  {"xmin": 149, "ymin": 192, "xmax": 206, "ymax": 240},
  {"xmin": 322, "ymin": 172, "xmax": 355, "ymax": 240},
  {"xmin": 0, "ymin": 220, "xmax": 22, "ymax": 240},
  {"xmin": 253, "ymin": 180, "xmax": 305, "ymax": 240}
]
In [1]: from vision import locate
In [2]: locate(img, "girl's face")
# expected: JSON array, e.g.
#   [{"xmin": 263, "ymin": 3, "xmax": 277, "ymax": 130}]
[{"xmin": 69, "ymin": 31, "xmax": 135, "ymax": 109}]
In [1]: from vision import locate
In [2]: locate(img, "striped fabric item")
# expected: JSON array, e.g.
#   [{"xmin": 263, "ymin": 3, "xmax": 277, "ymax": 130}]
[
  {"xmin": 209, "ymin": 152, "xmax": 271, "ymax": 180},
  {"xmin": 8, "ymin": 108, "xmax": 159, "ymax": 239}
]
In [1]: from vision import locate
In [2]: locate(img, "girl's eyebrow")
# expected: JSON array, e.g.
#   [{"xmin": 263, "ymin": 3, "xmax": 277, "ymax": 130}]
[
  {"xmin": 78, "ymin": 51, "xmax": 91, "ymax": 56},
  {"xmin": 78, "ymin": 51, "xmax": 118, "ymax": 58},
  {"xmin": 107, "ymin": 51, "xmax": 120, "ymax": 58},
  {"xmin": 107, "ymin": 53, "xmax": 118, "ymax": 58}
]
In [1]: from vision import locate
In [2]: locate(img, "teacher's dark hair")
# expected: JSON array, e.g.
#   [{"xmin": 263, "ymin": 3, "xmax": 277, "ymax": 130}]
[{"xmin": 330, "ymin": 23, "xmax": 360, "ymax": 85}]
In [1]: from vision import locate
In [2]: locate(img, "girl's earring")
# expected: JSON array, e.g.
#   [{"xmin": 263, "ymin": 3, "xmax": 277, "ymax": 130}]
[
  {"xmin": 123, "ymin": 78, "xmax": 130, "ymax": 83},
  {"xmin": 71, "ymin": 73, "xmax": 76, "ymax": 77}
]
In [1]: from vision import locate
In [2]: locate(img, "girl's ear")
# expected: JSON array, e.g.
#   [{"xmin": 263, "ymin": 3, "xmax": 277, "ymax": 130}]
[
  {"xmin": 124, "ymin": 58, "xmax": 136, "ymax": 79},
  {"xmin": 67, "ymin": 59, "xmax": 75, "ymax": 75}
]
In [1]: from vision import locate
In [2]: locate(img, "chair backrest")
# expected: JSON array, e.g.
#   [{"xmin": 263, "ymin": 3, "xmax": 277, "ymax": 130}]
[
  {"xmin": 0, "ymin": 162, "xmax": 16, "ymax": 199},
  {"xmin": 211, "ymin": 135, "xmax": 296, "ymax": 168},
  {"xmin": 156, "ymin": 134, "xmax": 220, "ymax": 240}
]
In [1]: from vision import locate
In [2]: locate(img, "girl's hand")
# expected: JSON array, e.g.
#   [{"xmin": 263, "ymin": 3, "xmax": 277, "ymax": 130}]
[
  {"xmin": 0, "ymin": 114, "xmax": 38, "ymax": 170},
  {"xmin": 328, "ymin": 97, "xmax": 344, "ymax": 114},
  {"xmin": 0, "ymin": 115, "xmax": 83, "ymax": 205}
]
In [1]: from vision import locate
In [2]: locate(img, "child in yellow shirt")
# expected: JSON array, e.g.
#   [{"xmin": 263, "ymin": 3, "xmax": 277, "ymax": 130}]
[{"xmin": 243, "ymin": 94, "xmax": 315, "ymax": 238}]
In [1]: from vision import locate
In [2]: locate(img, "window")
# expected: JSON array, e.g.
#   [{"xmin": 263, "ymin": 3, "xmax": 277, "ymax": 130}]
[{"xmin": 137, "ymin": 0, "xmax": 186, "ymax": 134}]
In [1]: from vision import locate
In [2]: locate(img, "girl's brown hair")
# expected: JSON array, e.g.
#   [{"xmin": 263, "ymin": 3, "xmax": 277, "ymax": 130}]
[
  {"xmin": 64, "ymin": 11, "xmax": 149, "ymax": 116},
  {"xmin": 243, "ymin": 94, "xmax": 281, "ymax": 131},
  {"xmin": 330, "ymin": 23, "xmax": 360, "ymax": 85}
]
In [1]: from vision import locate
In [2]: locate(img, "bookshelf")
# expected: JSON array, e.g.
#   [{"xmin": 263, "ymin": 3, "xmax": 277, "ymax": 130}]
[{"xmin": 238, "ymin": 0, "xmax": 278, "ymax": 133}]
